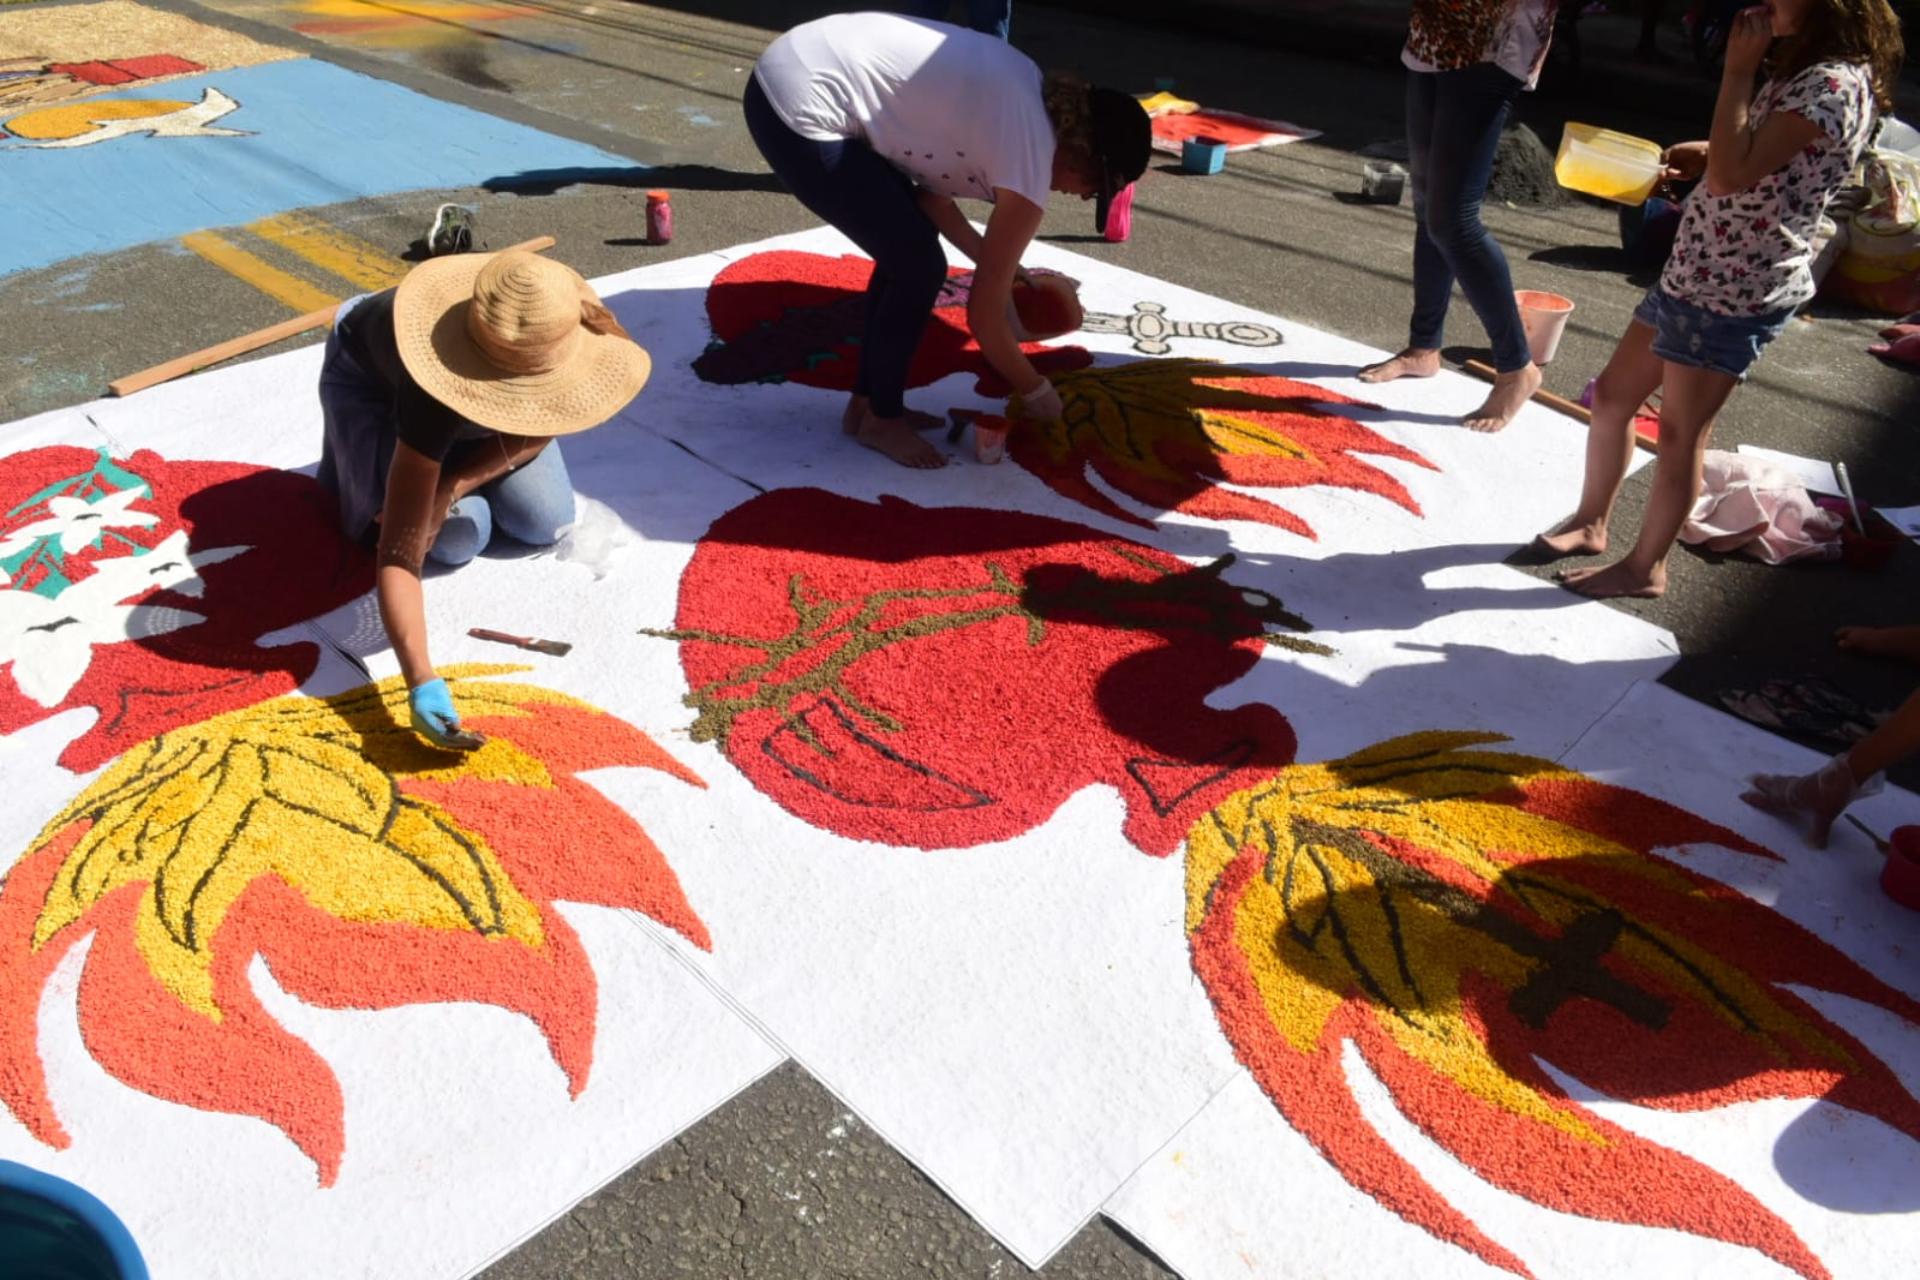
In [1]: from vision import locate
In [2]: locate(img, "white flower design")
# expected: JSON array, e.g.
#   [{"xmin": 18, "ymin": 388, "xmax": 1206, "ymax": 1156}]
[
  {"xmin": 0, "ymin": 486, "xmax": 159, "ymax": 564},
  {"xmin": 0, "ymin": 532, "xmax": 248, "ymax": 708}
]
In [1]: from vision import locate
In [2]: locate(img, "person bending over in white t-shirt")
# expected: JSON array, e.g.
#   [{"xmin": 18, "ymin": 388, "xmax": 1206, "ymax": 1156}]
[{"xmin": 744, "ymin": 11, "xmax": 1150, "ymax": 469}]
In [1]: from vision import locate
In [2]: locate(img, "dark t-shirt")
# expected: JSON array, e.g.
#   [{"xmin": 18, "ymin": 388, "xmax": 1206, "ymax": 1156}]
[{"xmin": 332, "ymin": 287, "xmax": 475, "ymax": 462}]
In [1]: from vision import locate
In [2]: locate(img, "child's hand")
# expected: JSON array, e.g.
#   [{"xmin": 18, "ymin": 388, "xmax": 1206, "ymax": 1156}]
[
  {"xmin": 1740, "ymin": 754, "xmax": 1872, "ymax": 848},
  {"xmin": 1660, "ymin": 141, "xmax": 1708, "ymax": 184},
  {"xmin": 1724, "ymin": 6, "xmax": 1774, "ymax": 77}
]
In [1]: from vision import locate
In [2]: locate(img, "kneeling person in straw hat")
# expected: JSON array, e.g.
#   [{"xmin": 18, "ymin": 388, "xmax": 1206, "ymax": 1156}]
[{"xmin": 316, "ymin": 249, "xmax": 650, "ymax": 750}]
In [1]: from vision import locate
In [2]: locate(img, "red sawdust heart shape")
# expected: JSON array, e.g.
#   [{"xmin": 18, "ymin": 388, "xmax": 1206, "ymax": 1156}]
[{"xmin": 650, "ymin": 488, "xmax": 1323, "ymax": 854}]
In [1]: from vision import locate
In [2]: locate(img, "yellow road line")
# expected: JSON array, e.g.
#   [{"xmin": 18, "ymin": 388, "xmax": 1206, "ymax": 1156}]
[
  {"xmin": 247, "ymin": 211, "xmax": 409, "ymax": 292},
  {"xmin": 180, "ymin": 230, "xmax": 340, "ymax": 313}
]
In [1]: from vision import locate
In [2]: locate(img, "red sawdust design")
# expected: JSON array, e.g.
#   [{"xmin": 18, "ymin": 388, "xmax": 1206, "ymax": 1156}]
[
  {"xmin": 652, "ymin": 488, "xmax": 1314, "ymax": 854},
  {"xmin": 47, "ymin": 56, "xmax": 203, "ymax": 86},
  {"xmin": 695, "ymin": 249, "xmax": 1092, "ymax": 396},
  {"xmin": 0, "ymin": 672, "xmax": 708, "ymax": 1185},
  {"xmin": 0, "ymin": 447, "xmax": 372, "ymax": 773},
  {"xmin": 1151, "ymin": 109, "xmax": 1303, "ymax": 150}
]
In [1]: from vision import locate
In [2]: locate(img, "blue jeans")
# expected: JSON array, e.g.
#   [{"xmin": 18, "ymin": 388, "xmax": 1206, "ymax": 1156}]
[
  {"xmin": 743, "ymin": 72, "xmax": 944, "ymax": 419},
  {"xmin": 429, "ymin": 439, "xmax": 575, "ymax": 567},
  {"xmin": 1406, "ymin": 64, "xmax": 1532, "ymax": 373},
  {"xmin": 1633, "ymin": 287, "xmax": 1793, "ymax": 380},
  {"xmin": 897, "ymin": 0, "xmax": 1010, "ymax": 39}
]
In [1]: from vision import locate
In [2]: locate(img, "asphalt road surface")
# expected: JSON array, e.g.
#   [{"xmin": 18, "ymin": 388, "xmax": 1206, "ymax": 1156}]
[{"xmin": 8, "ymin": 2, "xmax": 1920, "ymax": 1275}]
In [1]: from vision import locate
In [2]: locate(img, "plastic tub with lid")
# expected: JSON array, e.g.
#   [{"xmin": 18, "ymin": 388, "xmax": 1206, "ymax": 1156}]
[{"xmin": 1556, "ymin": 123, "xmax": 1664, "ymax": 206}]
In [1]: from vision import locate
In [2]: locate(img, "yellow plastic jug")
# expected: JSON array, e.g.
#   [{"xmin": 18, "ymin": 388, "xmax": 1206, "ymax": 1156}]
[{"xmin": 1555, "ymin": 123, "xmax": 1663, "ymax": 205}]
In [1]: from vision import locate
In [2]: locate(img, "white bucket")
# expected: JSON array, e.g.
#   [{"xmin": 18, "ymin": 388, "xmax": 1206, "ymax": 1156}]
[{"xmin": 1515, "ymin": 289, "xmax": 1575, "ymax": 365}]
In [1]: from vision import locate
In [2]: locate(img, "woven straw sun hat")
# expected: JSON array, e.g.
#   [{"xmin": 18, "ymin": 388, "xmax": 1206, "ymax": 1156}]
[{"xmin": 393, "ymin": 249, "xmax": 651, "ymax": 436}]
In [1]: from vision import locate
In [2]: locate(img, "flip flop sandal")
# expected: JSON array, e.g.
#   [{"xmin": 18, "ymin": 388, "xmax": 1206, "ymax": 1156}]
[
  {"xmin": 1759, "ymin": 678, "xmax": 1858, "ymax": 743},
  {"xmin": 1719, "ymin": 689, "xmax": 1788, "ymax": 732},
  {"xmin": 1720, "ymin": 677, "xmax": 1882, "ymax": 747}
]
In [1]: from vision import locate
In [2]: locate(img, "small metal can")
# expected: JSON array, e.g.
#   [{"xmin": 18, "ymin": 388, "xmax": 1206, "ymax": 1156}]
[
  {"xmin": 645, "ymin": 189, "xmax": 673, "ymax": 245},
  {"xmin": 1360, "ymin": 160, "xmax": 1407, "ymax": 205}
]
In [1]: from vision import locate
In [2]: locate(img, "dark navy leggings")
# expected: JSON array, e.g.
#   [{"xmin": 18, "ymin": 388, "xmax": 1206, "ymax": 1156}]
[
  {"xmin": 743, "ymin": 73, "xmax": 944, "ymax": 418},
  {"xmin": 1406, "ymin": 63, "xmax": 1532, "ymax": 373}
]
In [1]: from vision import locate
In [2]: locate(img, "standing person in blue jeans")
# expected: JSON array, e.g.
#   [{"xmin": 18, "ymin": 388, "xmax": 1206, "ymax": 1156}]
[
  {"xmin": 899, "ymin": 0, "xmax": 1011, "ymax": 40},
  {"xmin": 744, "ymin": 11, "xmax": 1150, "ymax": 469},
  {"xmin": 316, "ymin": 249, "xmax": 651, "ymax": 747},
  {"xmin": 1536, "ymin": 0, "xmax": 1899, "ymax": 599},
  {"xmin": 1358, "ymin": 0, "xmax": 1558, "ymax": 432}
]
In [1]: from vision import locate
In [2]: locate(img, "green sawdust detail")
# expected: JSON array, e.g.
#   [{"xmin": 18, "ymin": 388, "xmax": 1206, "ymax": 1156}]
[{"xmin": 643, "ymin": 550, "xmax": 1329, "ymax": 750}]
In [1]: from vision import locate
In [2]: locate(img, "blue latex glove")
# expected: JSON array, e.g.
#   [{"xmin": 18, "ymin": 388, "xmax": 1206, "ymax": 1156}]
[{"xmin": 408, "ymin": 678, "xmax": 481, "ymax": 751}]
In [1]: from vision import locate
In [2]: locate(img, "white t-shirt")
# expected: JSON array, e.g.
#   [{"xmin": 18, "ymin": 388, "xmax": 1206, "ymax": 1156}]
[
  {"xmin": 753, "ymin": 13, "xmax": 1054, "ymax": 208},
  {"xmin": 1661, "ymin": 61, "xmax": 1876, "ymax": 316}
]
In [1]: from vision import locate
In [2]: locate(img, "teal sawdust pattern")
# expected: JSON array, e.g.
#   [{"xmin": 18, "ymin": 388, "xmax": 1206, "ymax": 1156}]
[{"xmin": 2, "ymin": 449, "xmax": 151, "ymax": 597}]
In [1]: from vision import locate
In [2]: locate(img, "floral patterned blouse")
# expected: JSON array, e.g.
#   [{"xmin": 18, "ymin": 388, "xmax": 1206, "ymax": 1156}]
[
  {"xmin": 1661, "ymin": 61, "xmax": 1876, "ymax": 316},
  {"xmin": 1403, "ymin": 0, "xmax": 1559, "ymax": 89}
]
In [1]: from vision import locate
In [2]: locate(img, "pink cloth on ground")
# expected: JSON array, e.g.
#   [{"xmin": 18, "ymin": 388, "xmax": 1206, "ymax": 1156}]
[{"xmin": 1681, "ymin": 450, "xmax": 1843, "ymax": 564}]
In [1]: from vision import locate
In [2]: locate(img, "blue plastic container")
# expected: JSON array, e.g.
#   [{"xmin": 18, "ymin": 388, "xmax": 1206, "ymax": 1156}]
[
  {"xmin": 0, "ymin": 1161, "xmax": 150, "ymax": 1280},
  {"xmin": 1181, "ymin": 136, "xmax": 1227, "ymax": 175}
]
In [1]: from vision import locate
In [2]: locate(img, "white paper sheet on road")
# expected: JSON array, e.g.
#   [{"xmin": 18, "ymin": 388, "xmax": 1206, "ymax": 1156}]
[{"xmin": 16, "ymin": 226, "xmax": 1907, "ymax": 1280}]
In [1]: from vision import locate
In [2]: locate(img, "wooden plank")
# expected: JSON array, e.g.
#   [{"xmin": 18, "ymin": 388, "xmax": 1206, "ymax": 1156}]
[{"xmin": 108, "ymin": 235, "xmax": 557, "ymax": 398}]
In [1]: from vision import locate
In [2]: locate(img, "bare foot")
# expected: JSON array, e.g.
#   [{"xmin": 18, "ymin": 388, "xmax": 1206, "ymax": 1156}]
[
  {"xmin": 1837, "ymin": 624, "xmax": 1920, "ymax": 663},
  {"xmin": 847, "ymin": 409, "xmax": 947, "ymax": 469},
  {"xmin": 1528, "ymin": 518, "xmax": 1608, "ymax": 560},
  {"xmin": 1357, "ymin": 348, "xmax": 1441, "ymax": 383},
  {"xmin": 842, "ymin": 397, "xmax": 945, "ymax": 434},
  {"xmin": 1464, "ymin": 364, "xmax": 1542, "ymax": 432},
  {"xmin": 1556, "ymin": 559, "xmax": 1665, "ymax": 599}
]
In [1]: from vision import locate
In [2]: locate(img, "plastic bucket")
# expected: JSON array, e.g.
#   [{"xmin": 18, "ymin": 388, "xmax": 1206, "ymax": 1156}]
[
  {"xmin": 1515, "ymin": 290, "xmax": 1575, "ymax": 365},
  {"xmin": 0, "ymin": 1161, "xmax": 150, "ymax": 1280},
  {"xmin": 973, "ymin": 420, "xmax": 1010, "ymax": 465},
  {"xmin": 1181, "ymin": 136, "xmax": 1227, "ymax": 175},
  {"xmin": 1883, "ymin": 826, "xmax": 1920, "ymax": 910},
  {"xmin": 1360, "ymin": 160, "xmax": 1406, "ymax": 205},
  {"xmin": 1555, "ymin": 122, "xmax": 1663, "ymax": 205}
]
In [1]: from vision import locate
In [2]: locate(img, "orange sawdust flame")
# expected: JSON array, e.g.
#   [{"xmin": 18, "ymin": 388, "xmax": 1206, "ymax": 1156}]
[
  {"xmin": 0, "ymin": 665, "xmax": 707, "ymax": 1185},
  {"xmin": 1186, "ymin": 731, "xmax": 1920, "ymax": 1279},
  {"xmin": 997, "ymin": 358, "xmax": 1438, "ymax": 537}
]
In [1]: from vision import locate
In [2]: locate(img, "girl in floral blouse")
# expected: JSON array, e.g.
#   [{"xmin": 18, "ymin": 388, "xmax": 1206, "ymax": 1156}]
[
  {"xmin": 1538, "ymin": 0, "xmax": 1902, "ymax": 598},
  {"xmin": 1359, "ymin": 0, "xmax": 1560, "ymax": 432}
]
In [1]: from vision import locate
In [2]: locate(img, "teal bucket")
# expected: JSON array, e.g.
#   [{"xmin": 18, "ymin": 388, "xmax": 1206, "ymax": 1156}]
[{"xmin": 0, "ymin": 1161, "xmax": 149, "ymax": 1280}]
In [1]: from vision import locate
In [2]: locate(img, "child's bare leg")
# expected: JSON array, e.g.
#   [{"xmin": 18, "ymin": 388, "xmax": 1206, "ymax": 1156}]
[
  {"xmin": 1837, "ymin": 625, "xmax": 1920, "ymax": 664},
  {"xmin": 1559, "ymin": 359, "xmax": 1736, "ymax": 599},
  {"xmin": 1534, "ymin": 322, "xmax": 1661, "ymax": 558}
]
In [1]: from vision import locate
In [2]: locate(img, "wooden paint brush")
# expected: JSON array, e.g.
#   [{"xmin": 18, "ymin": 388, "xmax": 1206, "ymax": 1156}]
[
  {"xmin": 1845, "ymin": 812, "xmax": 1890, "ymax": 853},
  {"xmin": 469, "ymin": 628, "xmax": 572, "ymax": 656}
]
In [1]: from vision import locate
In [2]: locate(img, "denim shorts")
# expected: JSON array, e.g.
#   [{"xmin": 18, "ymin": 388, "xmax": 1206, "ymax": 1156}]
[{"xmin": 1632, "ymin": 287, "xmax": 1793, "ymax": 380}]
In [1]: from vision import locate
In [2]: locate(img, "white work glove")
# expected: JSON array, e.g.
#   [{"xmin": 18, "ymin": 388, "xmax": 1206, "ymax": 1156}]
[
  {"xmin": 1741, "ymin": 753, "xmax": 1882, "ymax": 848},
  {"xmin": 1011, "ymin": 378, "xmax": 1064, "ymax": 423}
]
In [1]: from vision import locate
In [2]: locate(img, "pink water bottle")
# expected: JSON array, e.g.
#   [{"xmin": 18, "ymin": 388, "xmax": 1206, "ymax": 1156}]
[
  {"xmin": 1104, "ymin": 181, "xmax": 1136, "ymax": 243},
  {"xmin": 646, "ymin": 189, "xmax": 673, "ymax": 245}
]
